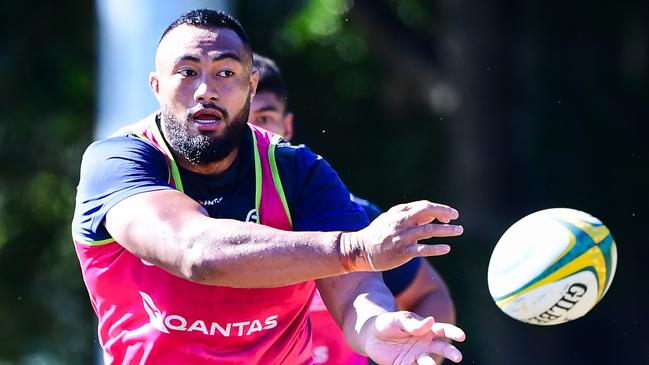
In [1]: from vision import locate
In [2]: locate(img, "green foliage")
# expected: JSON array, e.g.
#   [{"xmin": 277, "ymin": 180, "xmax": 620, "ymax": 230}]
[
  {"xmin": 279, "ymin": 0, "xmax": 350, "ymax": 50},
  {"xmin": 0, "ymin": 1, "xmax": 96, "ymax": 363}
]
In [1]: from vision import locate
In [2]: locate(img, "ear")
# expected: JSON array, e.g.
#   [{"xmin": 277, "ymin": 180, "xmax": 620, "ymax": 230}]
[
  {"xmin": 149, "ymin": 72, "xmax": 160, "ymax": 96},
  {"xmin": 282, "ymin": 112, "xmax": 294, "ymax": 142},
  {"xmin": 249, "ymin": 69, "xmax": 259, "ymax": 98}
]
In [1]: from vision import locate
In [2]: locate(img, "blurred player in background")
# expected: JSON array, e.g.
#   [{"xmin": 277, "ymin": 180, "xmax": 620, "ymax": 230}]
[{"xmin": 250, "ymin": 53, "xmax": 457, "ymax": 365}]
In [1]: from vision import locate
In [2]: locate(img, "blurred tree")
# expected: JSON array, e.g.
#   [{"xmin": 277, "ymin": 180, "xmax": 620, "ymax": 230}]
[
  {"xmin": 0, "ymin": 2, "xmax": 96, "ymax": 364},
  {"xmin": 241, "ymin": 1, "xmax": 649, "ymax": 364}
]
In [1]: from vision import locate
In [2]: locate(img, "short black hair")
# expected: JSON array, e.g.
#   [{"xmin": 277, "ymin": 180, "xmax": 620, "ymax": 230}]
[
  {"xmin": 160, "ymin": 9, "xmax": 251, "ymax": 51},
  {"xmin": 253, "ymin": 53, "xmax": 288, "ymax": 100}
]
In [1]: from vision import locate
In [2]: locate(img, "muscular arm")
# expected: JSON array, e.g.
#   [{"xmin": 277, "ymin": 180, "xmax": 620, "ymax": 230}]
[
  {"xmin": 105, "ymin": 189, "xmax": 346, "ymax": 288},
  {"xmin": 105, "ymin": 190, "xmax": 460, "ymax": 289}
]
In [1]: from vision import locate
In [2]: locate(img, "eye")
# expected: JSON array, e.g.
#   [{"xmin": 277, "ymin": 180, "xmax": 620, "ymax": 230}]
[
  {"xmin": 179, "ymin": 69, "xmax": 197, "ymax": 77},
  {"xmin": 217, "ymin": 70, "xmax": 235, "ymax": 78},
  {"xmin": 255, "ymin": 116, "xmax": 269, "ymax": 125}
]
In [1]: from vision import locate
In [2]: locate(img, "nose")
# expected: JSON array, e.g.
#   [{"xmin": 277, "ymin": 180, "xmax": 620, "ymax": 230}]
[{"xmin": 194, "ymin": 80, "xmax": 218, "ymax": 102}]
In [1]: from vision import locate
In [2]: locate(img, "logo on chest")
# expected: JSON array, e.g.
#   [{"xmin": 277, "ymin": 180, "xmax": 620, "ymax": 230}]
[
  {"xmin": 139, "ymin": 291, "xmax": 278, "ymax": 337},
  {"xmin": 245, "ymin": 209, "xmax": 258, "ymax": 223},
  {"xmin": 199, "ymin": 197, "xmax": 223, "ymax": 206}
]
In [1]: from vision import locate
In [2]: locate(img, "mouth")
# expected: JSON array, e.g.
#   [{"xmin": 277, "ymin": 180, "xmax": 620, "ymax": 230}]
[
  {"xmin": 190, "ymin": 108, "xmax": 224, "ymax": 130},
  {"xmin": 192, "ymin": 109, "xmax": 223, "ymax": 122}
]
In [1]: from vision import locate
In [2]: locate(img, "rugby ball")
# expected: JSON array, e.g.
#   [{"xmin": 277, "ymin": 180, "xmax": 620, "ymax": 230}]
[{"xmin": 487, "ymin": 208, "xmax": 617, "ymax": 325}]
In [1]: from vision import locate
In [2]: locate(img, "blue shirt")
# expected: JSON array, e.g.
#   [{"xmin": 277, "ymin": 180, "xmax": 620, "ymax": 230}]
[{"xmin": 73, "ymin": 125, "xmax": 368, "ymax": 242}]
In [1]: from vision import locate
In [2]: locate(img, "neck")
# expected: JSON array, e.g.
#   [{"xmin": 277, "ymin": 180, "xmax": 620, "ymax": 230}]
[{"xmin": 173, "ymin": 146, "xmax": 240, "ymax": 175}]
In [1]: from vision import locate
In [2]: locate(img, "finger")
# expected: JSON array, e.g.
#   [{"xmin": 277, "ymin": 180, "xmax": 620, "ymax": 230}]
[
  {"xmin": 402, "ymin": 224, "xmax": 463, "ymax": 243},
  {"xmin": 374, "ymin": 311, "xmax": 423, "ymax": 336},
  {"xmin": 403, "ymin": 202, "xmax": 460, "ymax": 225},
  {"xmin": 427, "ymin": 341, "xmax": 463, "ymax": 363},
  {"xmin": 398, "ymin": 314, "xmax": 436, "ymax": 337},
  {"xmin": 406, "ymin": 244, "xmax": 451, "ymax": 257},
  {"xmin": 431, "ymin": 323, "xmax": 466, "ymax": 342},
  {"xmin": 390, "ymin": 200, "xmax": 431, "ymax": 213},
  {"xmin": 416, "ymin": 354, "xmax": 437, "ymax": 365},
  {"xmin": 420, "ymin": 340, "xmax": 462, "ymax": 362}
]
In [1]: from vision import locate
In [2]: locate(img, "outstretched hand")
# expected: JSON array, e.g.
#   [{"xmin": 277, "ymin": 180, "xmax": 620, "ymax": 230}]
[
  {"xmin": 340, "ymin": 200, "xmax": 463, "ymax": 272},
  {"xmin": 362, "ymin": 311, "xmax": 465, "ymax": 365}
]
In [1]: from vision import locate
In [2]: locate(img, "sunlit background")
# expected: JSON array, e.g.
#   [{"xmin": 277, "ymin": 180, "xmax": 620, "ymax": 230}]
[{"xmin": 0, "ymin": 0, "xmax": 647, "ymax": 364}]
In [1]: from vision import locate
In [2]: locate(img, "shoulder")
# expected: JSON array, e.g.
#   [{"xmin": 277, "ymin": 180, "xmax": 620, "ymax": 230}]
[
  {"xmin": 81, "ymin": 135, "xmax": 166, "ymax": 168},
  {"xmin": 274, "ymin": 141, "xmax": 334, "ymax": 184},
  {"xmin": 77, "ymin": 135, "xmax": 171, "ymax": 205},
  {"xmin": 83, "ymin": 135, "xmax": 148, "ymax": 157},
  {"xmin": 274, "ymin": 141, "xmax": 321, "ymax": 165},
  {"xmin": 74, "ymin": 136, "xmax": 172, "ymax": 241},
  {"xmin": 274, "ymin": 141, "xmax": 336, "ymax": 196},
  {"xmin": 273, "ymin": 142, "xmax": 369, "ymax": 231}
]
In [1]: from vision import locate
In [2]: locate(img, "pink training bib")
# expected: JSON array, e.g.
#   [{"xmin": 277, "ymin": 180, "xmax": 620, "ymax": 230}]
[
  {"xmin": 74, "ymin": 117, "xmax": 316, "ymax": 364},
  {"xmin": 310, "ymin": 289, "xmax": 367, "ymax": 365}
]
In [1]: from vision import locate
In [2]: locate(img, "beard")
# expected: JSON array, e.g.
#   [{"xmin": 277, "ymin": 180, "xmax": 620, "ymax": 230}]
[{"xmin": 161, "ymin": 96, "xmax": 250, "ymax": 165}]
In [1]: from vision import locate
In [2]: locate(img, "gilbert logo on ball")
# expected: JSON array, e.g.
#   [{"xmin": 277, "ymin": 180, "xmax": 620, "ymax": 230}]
[{"xmin": 487, "ymin": 208, "xmax": 617, "ymax": 325}]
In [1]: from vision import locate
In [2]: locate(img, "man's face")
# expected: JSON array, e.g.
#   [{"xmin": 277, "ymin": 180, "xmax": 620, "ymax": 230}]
[
  {"xmin": 150, "ymin": 24, "xmax": 258, "ymax": 164},
  {"xmin": 249, "ymin": 91, "xmax": 294, "ymax": 141}
]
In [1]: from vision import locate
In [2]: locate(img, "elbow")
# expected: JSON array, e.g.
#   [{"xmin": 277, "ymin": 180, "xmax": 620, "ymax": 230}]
[
  {"xmin": 177, "ymin": 240, "xmax": 223, "ymax": 285},
  {"xmin": 182, "ymin": 257, "xmax": 216, "ymax": 284},
  {"xmin": 171, "ymin": 227, "xmax": 259, "ymax": 288},
  {"xmin": 176, "ymin": 240, "xmax": 246, "ymax": 287},
  {"xmin": 180, "ymin": 257, "xmax": 253, "ymax": 288}
]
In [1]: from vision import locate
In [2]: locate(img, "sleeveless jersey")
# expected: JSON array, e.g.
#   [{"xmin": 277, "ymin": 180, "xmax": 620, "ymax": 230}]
[{"xmin": 73, "ymin": 116, "xmax": 316, "ymax": 364}]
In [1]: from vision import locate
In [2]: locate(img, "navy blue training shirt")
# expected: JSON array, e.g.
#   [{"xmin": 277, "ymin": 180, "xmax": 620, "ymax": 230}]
[{"xmin": 73, "ymin": 123, "xmax": 368, "ymax": 243}]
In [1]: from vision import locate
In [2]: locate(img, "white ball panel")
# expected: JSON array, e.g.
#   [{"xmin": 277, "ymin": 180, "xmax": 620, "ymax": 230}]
[
  {"xmin": 501, "ymin": 271, "xmax": 599, "ymax": 325},
  {"xmin": 488, "ymin": 213, "xmax": 570, "ymax": 298}
]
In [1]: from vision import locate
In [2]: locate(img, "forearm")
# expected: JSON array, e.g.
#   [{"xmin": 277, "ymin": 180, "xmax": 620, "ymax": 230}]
[
  {"xmin": 395, "ymin": 261, "xmax": 456, "ymax": 364},
  {"xmin": 345, "ymin": 279, "xmax": 396, "ymax": 354},
  {"xmin": 183, "ymin": 216, "xmax": 348, "ymax": 287},
  {"xmin": 106, "ymin": 190, "xmax": 351, "ymax": 288},
  {"xmin": 318, "ymin": 273, "xmax": 397, "ymax": 354}
]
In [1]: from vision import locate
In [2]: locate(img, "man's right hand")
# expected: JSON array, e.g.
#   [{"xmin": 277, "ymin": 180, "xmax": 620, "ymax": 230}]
[{"xmin": 339, "ymin": 201, "xmax": 463, "ymax": 272}]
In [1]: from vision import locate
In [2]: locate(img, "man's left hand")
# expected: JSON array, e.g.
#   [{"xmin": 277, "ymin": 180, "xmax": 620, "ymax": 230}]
[{"xmin": 362, "ymin": 311, "xmax": 465, "ymax": 365}]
